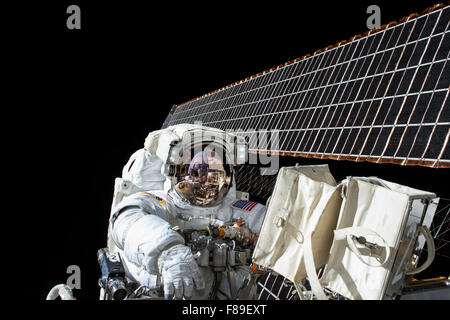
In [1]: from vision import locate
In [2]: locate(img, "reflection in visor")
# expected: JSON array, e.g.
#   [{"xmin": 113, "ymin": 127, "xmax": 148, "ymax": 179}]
[{"xmin": 172, "ymin": 143, "xmax": 233, "ymax": 207}]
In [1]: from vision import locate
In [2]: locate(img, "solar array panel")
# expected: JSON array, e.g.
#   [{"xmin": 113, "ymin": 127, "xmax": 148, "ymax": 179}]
[{"xmin": 164, "ymin": 4, "xmax": 450, "ymax": 168}]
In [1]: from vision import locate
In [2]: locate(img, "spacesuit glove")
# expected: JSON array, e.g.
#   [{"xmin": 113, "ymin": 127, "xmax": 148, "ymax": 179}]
[{"xmin": 159, "ymin": 244, "xmax": 205, "ymax": 300}]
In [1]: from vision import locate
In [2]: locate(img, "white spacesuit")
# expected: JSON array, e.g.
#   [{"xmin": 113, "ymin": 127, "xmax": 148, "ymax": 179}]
[{"xmin": 105, "ymin": 124, "xmax": 266, "ymax": 300}]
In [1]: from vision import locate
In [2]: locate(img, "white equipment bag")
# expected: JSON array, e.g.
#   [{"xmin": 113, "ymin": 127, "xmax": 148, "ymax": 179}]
[
  {"xmin": 311, "ymin": 177, "xmax": 437, "ymax": 300},
  {"xmin": 252, "ymin": 165, "xmax": 342, "ymax": 285},
  {"xmin": 253, "ymin": 167, "xmax": 438, "ymax": 300}
]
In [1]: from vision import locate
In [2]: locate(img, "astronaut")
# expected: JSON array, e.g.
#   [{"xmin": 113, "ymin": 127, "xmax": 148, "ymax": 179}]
[{"xmin": 105, "ymin": 124, "xmax": 267, "ymax": 300}]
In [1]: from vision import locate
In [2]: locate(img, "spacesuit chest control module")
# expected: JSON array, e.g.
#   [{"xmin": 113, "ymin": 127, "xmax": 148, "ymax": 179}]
[{"xmin": 99, "ymin": 124, "xmax": 267, "ymax": 300}]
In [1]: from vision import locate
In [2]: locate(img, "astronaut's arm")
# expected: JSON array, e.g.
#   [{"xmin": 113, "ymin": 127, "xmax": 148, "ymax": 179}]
[
  {"xmin": 111, "ymin": 206, "xmax": 205, "ymax": 299},
  {"xmin": 111, "ymin": 206, "xmax": 184, "ymax": 274}
]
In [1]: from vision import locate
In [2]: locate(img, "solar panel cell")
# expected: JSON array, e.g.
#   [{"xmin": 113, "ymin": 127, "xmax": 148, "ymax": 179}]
[
  {"xmin": 436, "ymin": 61, "xmax": 450, "ymax": 89},
  {"xmin": 421, "ymin": 11, "xmax": 441, "ymax": 38},
  {"xmin": 409, "ymin": 16, "xmax": 428, "ymax": 41},
  {"xmin": 437, "ymin": 95, "xmax": 449, "ymax": 123},
  {"xmin": 384, "ymin": 126, "xmax": 406, "ymax": 156},
  {"xmin": 425, "ymin": 91, "xmax": 446, "ymax": 123},
  {"xmin": 371, "ymin": 127, "xmax": 391, "ymax": 156},
  {"xmin": 435, "ymin": 6, "xmax": 450, "ymax": 33},
  {"xmin": 351, "ymin": 127, "xmax": 370, "ymax": 155},
  {"xmin": 399, "ymin": 20, "xmax": 416, "ymax": 44},
  {"xmin": 396, "ymin": 126, "xmax": 420, "ymax": 157},
  {"xmin": 362, "ymin": 127, "xmax": 381, "ymax": 155},
  {"xmin": 411, "ymin": 92, "xmax": 433, "ymax": 123},
  {"xmin": 423, "ymin": 124, "xmax": 448, "ymax": 158},
  {"xmin": 408, "ymin": 125, "xmax": 433, "ymax": 158}
]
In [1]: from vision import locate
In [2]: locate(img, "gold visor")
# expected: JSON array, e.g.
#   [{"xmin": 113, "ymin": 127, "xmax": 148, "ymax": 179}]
[{"xmin": 171, "ymin": 142, "xmax": 233, "ymax": 207}]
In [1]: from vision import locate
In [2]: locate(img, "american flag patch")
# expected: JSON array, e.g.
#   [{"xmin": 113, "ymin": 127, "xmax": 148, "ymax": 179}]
[{"xmin": 232, "ymin": 200, "xmax": 258, "ymax": 211}]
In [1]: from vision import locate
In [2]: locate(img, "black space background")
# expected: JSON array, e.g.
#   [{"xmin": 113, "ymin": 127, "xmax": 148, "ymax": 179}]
[{"xmin": 7, "ymin": 0, "xmax": 448, "ymax": 303}]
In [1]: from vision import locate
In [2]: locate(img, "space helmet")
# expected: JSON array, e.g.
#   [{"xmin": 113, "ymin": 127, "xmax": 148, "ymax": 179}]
[
  {"xmin": 150, "ymin": 124, "xmax": 247, "ymax": 207},
  {"xmin": 170, "ymin": 137, "xmax": 236, "ymax": 206}
]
